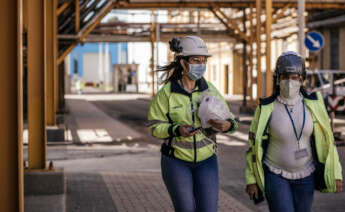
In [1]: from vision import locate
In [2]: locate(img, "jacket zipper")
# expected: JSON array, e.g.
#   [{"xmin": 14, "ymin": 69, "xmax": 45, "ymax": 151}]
[{"xmin": 189, "ymin": 94, "xmax": 197, "ymax": 163}]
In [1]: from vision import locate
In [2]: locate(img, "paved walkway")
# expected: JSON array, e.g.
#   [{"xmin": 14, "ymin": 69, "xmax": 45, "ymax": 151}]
[
  {"xmin": 62, "ymin": 94, "xmax": 253, "ymax": 212},
  {"xmin": 25, "ymin": 93, "xmax": 345, "ymax": 212},
  {"xmin": 102, "ymin": 171, "xmax": 252, "ymax": 212},
  {"xmin": 65, "ymin": 95, "xmax": 142, "ymax": 144}
]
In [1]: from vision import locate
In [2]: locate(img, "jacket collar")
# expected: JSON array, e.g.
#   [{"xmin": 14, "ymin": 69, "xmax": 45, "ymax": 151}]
[
  {"xmin": 171, "ymin": 77, "xmax": 209, "ymax": 96},
  {"xmin": 259, "ymin": 88, "xmax": 318, "ymax": 106},
  {"xmin": 300, "ymin": 89, "xmax": 318, "ymax": 100}
]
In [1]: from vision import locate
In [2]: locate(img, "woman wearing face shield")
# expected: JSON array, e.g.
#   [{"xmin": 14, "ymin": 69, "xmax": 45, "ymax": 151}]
[
  {"xmin": 147, "ymin": 36, "xmax": 238, "ymax": 212},
  {"xmin": 245, "ymin": 51, "xmax": 343, "ymax": 212}
]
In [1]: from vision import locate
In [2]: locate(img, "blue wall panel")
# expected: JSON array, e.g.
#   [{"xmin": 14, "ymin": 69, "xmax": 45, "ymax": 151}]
[{"xmin": 69, "ymin": 42, "xmax": 126, "ymax": 77}]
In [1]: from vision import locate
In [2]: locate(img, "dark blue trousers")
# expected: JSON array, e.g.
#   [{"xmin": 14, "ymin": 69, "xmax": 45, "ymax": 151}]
[
  {"xmin": 161, "ymin": 154, "xmax": 219, "ymax": 212},
  {"xmin": 264, "ymin": 166, "xmax": 315, "ymax": 212}
]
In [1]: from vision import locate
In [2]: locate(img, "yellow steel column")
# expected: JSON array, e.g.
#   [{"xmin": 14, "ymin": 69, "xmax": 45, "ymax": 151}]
[
  {"xmin": 150, "ymin": 16, "xmax": 156, "ymax": 97},
  {"xmin": 265, "ymin": 0, "xmax": 273, "ymax": 97},
  {"xmin": 28, "ymin": 0, "xmax": 46, "ymax": 169},
  {"xmin": 75, "ymin": 0, "xmax": 80, "ymax": 32},
  {"xmin": 0, "ymin": 0, "xmax": 24, "ymax": 211},
  {"xmin": 256, "ymin": 0, "xmax": 263, "ymax": 100},
  {"xmin": 45, "ymin": 0, "xmax": 56, "ymax": 125},
  {"xmin": 54, "ymin": 0, "xmax": 59, "ymax": 117},
  {"xmin": 249, "ymin": 3, "xmax": 254, "ymax": 107}
]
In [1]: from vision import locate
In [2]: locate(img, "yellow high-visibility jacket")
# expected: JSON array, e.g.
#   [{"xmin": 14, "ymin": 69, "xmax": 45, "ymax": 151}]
[
  {"xmin": 147, "ymin": 78, "xmax": 237, "ymax": 163},
  {"xmin": 245, "ymin": 90, "xmax": 343, "ymax": 193}
]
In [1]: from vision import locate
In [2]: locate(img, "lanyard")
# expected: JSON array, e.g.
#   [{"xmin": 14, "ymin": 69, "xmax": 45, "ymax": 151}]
[{"xmin": 284, "ymin": 100, "xmax": 306, "ymax": 144}]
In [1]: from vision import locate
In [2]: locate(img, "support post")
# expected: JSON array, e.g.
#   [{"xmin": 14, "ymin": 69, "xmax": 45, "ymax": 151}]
[
  {"xmin": 256, "ymin": 0, "xmax": 263, "ymax": 99},
  {"xmin": 54, "ymin": 0, "xmax": 59, "ymax": 118},
  {"xmin": 249, "ymin": 3, "xmax": 254, "ymax": 107},
  {"xmin": 75, "ymin": 0, "xmax": 80, "ymax": 32},
  {"xmin": 58, "ymin": 62, "xmax": 66, "ymax": 113},
  {"xmin": 0, "ymin": 0, "xmax": 24, "ymax": 211},
  {"xmin": 265, "ymin": 0, "xmax": 273, "ymax": 96},
  {"xmin": 242, "ymin": 8, "xmax": 248, "ymax": 107},
  {"xmin": 28, "ymin": 0, "xmax": 46, "ymax": 169},
  {"xmin": 45, "ymin": 0, "xmax": 56, "ymax": 126},
  {"xmin": 298, "ymin": 0, "xmax": 306, "ymax": 58},
  {"xmin": 150, "ymin": 13, "xmax": 156, "ymax": 97}
]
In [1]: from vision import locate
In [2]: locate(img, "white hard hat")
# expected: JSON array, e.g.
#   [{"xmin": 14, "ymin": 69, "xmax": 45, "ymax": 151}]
[{"xmin": 178, "ymin": 36, "xmax": 211, "ymax": 57}]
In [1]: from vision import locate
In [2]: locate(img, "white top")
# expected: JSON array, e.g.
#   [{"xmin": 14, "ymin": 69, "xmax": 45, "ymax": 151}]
[{"xmin": 263, "ymin": 94, "xmax": 315, "ymax": 179}]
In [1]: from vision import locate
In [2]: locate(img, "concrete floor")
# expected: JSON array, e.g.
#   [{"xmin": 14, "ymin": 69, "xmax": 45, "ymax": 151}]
[{"xmin": 25, "ymin": 94, "xmax": 345, "ymax": 212}]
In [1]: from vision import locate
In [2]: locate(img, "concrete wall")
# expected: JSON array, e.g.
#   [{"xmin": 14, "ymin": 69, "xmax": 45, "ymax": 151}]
[{"xmin": 206, "ymin": 42, "xmax": 233, "ymax": 95}]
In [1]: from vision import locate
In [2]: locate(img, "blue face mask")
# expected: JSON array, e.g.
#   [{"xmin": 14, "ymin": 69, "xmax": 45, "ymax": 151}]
[{"xmin": 187, "ymin": 64, "xmax": 206, "ymax": 81}]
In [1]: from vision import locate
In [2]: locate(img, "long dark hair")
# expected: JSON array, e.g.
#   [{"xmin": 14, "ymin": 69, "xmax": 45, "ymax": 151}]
[{"xmin": 156, "ymin": 37, "xmax": 188, "ymax": 84}]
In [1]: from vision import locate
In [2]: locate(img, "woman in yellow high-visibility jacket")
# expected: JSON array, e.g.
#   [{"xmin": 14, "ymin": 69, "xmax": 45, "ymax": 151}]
[
  {"xmin": 147, "ymin": 36, "xmax": 237, "ymax": 212},
  {"xmin": 245, "ymin": 51, "xmax": 343, "ymax": 212}
]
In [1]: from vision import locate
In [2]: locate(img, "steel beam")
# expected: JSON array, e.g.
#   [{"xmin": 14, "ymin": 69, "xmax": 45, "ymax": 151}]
[
  {"xmin": 45, "ymin": 0, "xmax": 56, "ymax": 126},
  {"xmin": 0, "ymin": 0, "xmax": 24, "ymax": 211},
  {"xmin": 210, "ymin": 8, "xmax": 244, "ymax": 42},
  {"xmin": 214, "ymin": 7, "xmax": 249, "ymax": 42},
  {"xmin": 83, "ymin": 33, "xmax": 235, "ymax": 43},
  {"xmin": 57, "ymin": 0, "xmax": 73, "ymax": 16},
  {"xmin": 58, "ymin": 42, "xmax": 78, "ymax": 65},
  {"xmin": 272, "ymin": 3, "xmax": 292, "ymax": 23},
  {"xmin": 28, "ymin": 0, "xmax": 46, "ymax": 169},
  {"xmin": 112, "ymin": 1, "xmax": 345, "ymax": 10},
  {"xmin": 266, "ymin": 0, "xmax": 273, "ymax": 97},
  {"xmin": 58, "ymin": 0, "xmax": 114, "ymax": 65}
]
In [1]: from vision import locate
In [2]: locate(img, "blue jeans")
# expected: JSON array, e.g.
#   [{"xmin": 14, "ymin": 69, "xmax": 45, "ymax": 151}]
[
  {"xmin": 264, "ymin": 166, "xmax": 315, "ymax": 212},
  {"xmin": 161, "ymin": 154, "xmax": 219, "ymax": 212}
]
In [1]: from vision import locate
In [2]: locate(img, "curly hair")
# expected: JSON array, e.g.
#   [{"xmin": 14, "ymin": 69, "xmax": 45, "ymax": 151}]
[{"xmin": 156, "ymin": 37, "xmax": 189, "ymax": 84}]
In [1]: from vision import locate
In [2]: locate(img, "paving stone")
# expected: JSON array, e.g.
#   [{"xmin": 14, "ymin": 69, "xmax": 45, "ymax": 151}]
[
  {"xmin": 101, "ymin": 171, "xmax": 253, "ymax": 212},
  {"xmin": 66, "ymin": 173, "xmax": 117, "ymax": 212}
]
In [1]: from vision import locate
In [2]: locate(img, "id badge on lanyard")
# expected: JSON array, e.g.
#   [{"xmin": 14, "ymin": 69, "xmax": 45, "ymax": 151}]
[{"xmin": 284, "ymin": 101, "xmax": 309, "ymax": 160}]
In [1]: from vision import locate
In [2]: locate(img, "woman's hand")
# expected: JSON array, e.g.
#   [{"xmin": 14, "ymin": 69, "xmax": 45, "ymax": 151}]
[
  {"xmin": 208, "ymin": 119, "xmax": 231, "ymax": 132},
  {"xmin": 178, "ymin": 125, "xmax": 199, "ymax": 137},
  {"xmin": 336, "ymin": 180, "xmax": 342, "ymax": 193},
  {"xmin": 246, "ymin": 184, "xmax": 259, "ymax": 200}
]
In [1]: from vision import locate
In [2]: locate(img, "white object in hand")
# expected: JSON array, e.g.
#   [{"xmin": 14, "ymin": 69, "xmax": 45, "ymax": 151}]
[{"xmin": 197, "ymin": 96, "xmax": 233, "ymax": 129}]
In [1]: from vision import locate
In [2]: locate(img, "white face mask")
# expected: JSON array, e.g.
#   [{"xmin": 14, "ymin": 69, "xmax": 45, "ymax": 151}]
[
  {"xmin": 279, "ymin": 79, "xmax": 301, "ymax": 99},
  {"xmin": 187, "ymin": 64, "xmax": 206, "ymax": 81}
]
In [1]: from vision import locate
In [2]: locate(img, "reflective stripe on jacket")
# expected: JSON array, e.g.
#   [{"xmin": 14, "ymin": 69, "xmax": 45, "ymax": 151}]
[
  {"xmin": 245, "ymin": 90, "xmax": 343, "ymax": 193},
  {"xmin": 147, "ymin": 78, "xmax": 238, "ymax": 162}
]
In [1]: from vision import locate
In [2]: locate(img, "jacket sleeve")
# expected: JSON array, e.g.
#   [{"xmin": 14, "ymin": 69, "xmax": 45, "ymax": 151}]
[
  {"xmin": 245, "ymin": 106, "xmax": 261, "ymax": 185},
  {"xmin": 317, "ymin": 92, "xmax": 343, "ymax": 180},
  {"xmin": 147, "ymin": 89, "xmax": 179, "ymax": 139},
  {"xmin": 207, "ymin": 82, "xmax": 238, "ymax": 134},
  {"xmin": 333, "ymin": 146, "xmax": 343, "ymax": 181}
]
